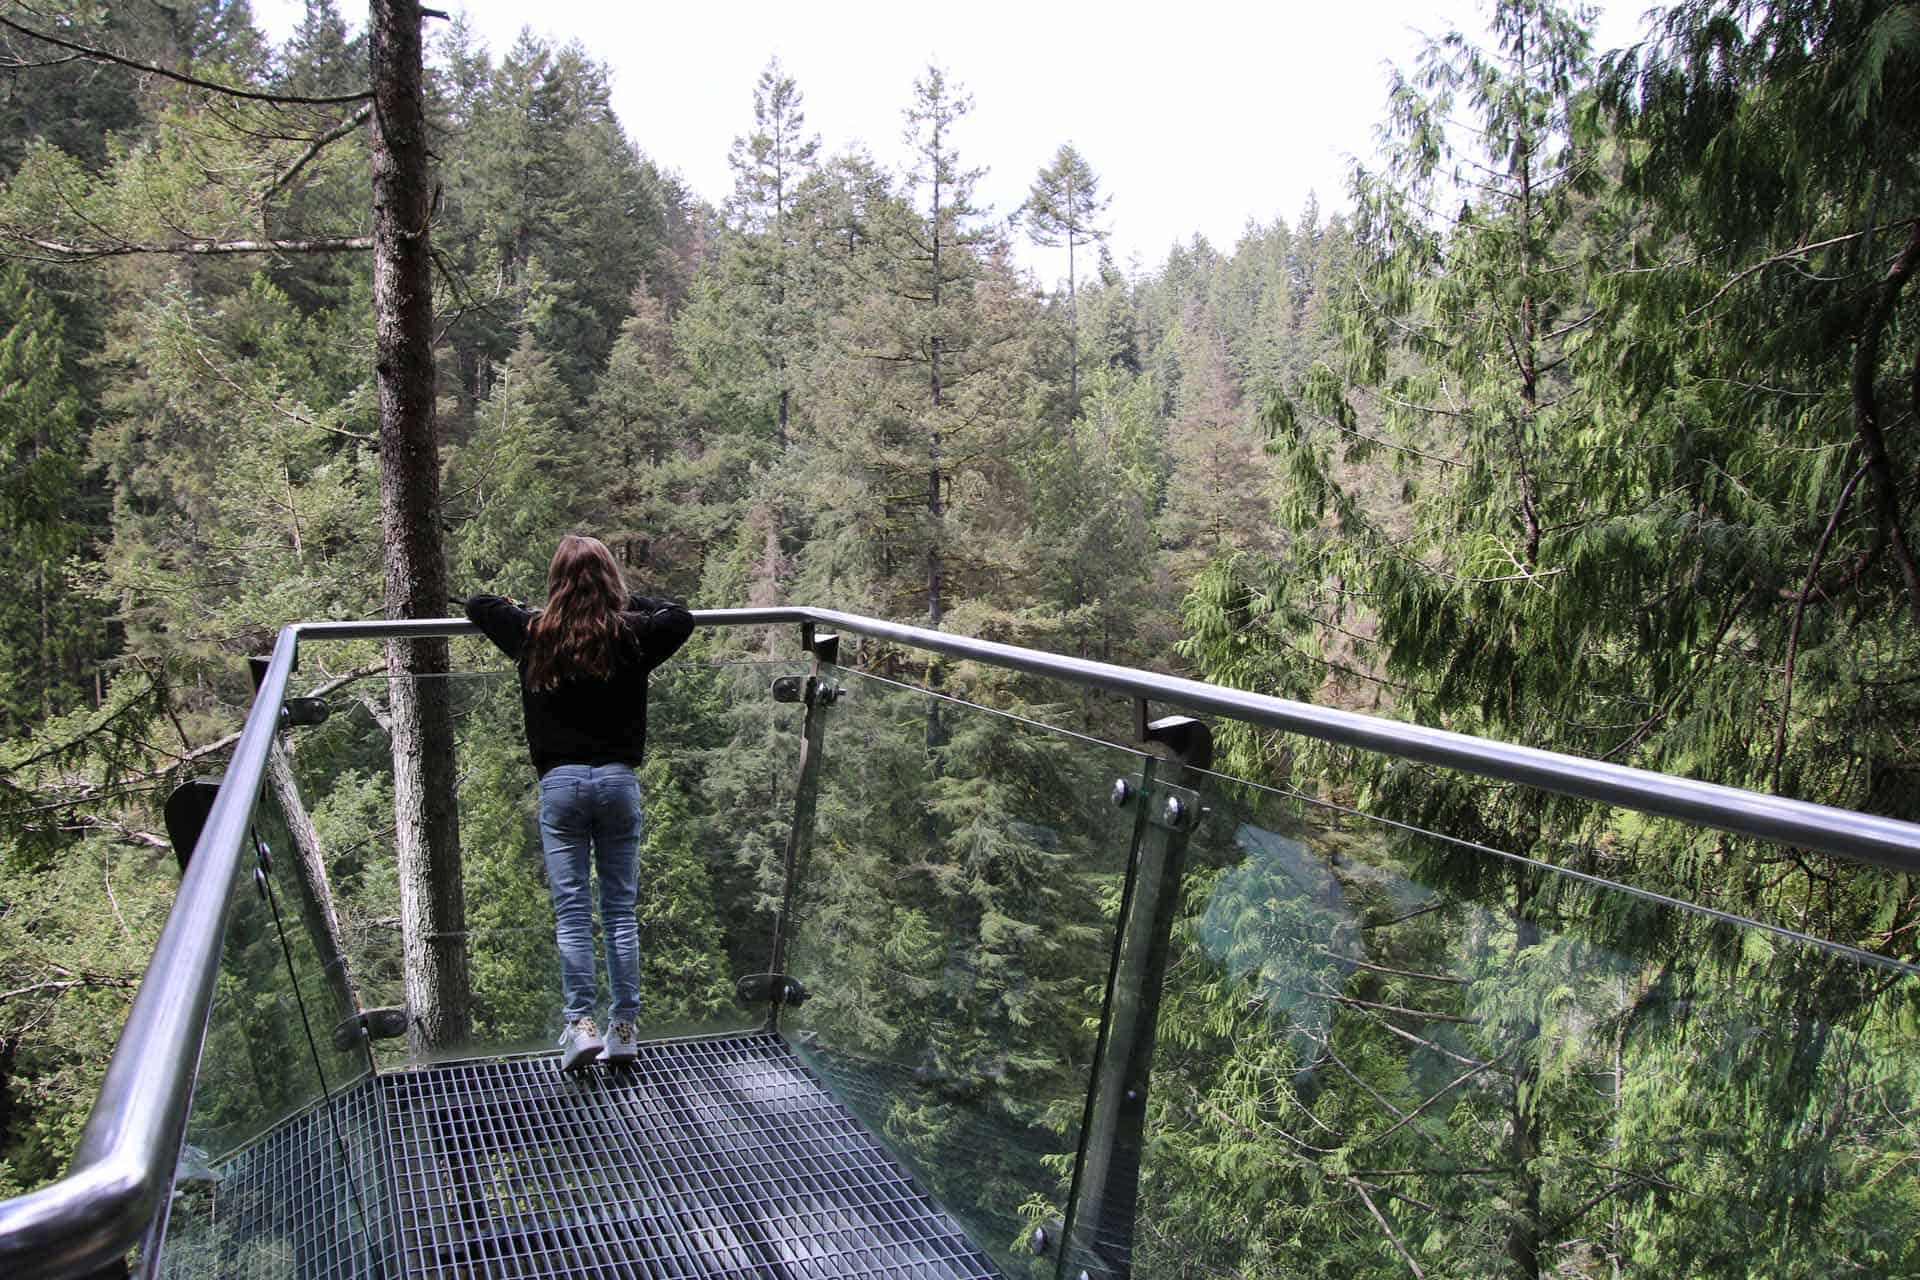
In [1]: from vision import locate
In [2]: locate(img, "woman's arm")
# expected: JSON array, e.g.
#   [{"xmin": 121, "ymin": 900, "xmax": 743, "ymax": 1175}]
[
  {"xmin": 622, "ymin": 593, "xmax": 694, "ymax": 667},
  {"xmin": 464, "ymin": 593, "xmax": 532, "ymax": 660}
]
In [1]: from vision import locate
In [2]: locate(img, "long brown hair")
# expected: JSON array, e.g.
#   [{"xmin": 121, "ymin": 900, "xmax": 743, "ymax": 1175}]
[{"xmin": 525, "ymin": 534, "xmax": 628, "ymax": 690}]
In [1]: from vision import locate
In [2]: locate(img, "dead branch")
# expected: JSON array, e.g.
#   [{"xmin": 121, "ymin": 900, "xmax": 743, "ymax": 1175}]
[
  {"xmin": 1349, "ymin": 1177, "xmax": 1426, "ymax": 1278},
  {"xmin": 10, "ymin": 233, "xmax": 373, "ymax": 262},
  {"xmin": 259, "ymin": 102, "xmax": 374, "ymax": 206},
  {"xmin": 0, "ymin": 15, "xmax": 371, "ymax": 105}
]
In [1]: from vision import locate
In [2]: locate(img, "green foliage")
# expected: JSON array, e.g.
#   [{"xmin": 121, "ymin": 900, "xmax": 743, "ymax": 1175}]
[
  {"xmin": 3, "ymin": 8, "xmax": 1918, "ymax": 1279},
  {"xmin": 0, "ymin": 262, "xmax": 94, "ymax": 730},
  {"xmin": 0, "ymin": 841, "xmax": 164, "ymax": 1195}
]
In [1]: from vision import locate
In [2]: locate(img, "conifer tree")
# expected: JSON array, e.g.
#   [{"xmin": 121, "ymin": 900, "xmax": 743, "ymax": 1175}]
[
  {"xmin": 1024, "ymin": 143, "xmax": 1110, "ymax": 411},
  {"xmin": 0, "ymin": 263, "xmax": 89, "ymax": 728},
  {"xmin": 726, "ymin": 58, "xmax": 821, "ymax": 448},
  {"xmin": 589, "ymin": 285, "xmax": 702, "ymax": 590}
]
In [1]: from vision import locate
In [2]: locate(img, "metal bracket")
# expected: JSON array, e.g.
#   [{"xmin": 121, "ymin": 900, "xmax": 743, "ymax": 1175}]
[
  {"xmin": 279, "ymin": 696, "xmax": 330, "ymax": 728},
  {"xmin": 164, "ymin": 776, "xmax": 223, "ymax": 875},
  {"xmin": 735, "ymin": 973, "xmax": 809, "ymax": 1008},
  {"xmin": 330, "ymin": 1005, "xmax": 407, "ymax": 1052},
  {"xmin": 772, "ymin": 675, "xmax": 846, "ymax": 707},
  {"xmin": 1143, "ymin": 715, "xmax": 1214, "ymax": 771},
  {"xmin": 248, "ymin": 651, "xmax": 296, "ymax": 692}
]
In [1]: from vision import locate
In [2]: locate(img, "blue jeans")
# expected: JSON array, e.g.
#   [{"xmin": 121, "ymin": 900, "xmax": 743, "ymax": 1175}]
[{"xmin": 536, "ymin": 764, "xmax": 642, "ymax": 1025}]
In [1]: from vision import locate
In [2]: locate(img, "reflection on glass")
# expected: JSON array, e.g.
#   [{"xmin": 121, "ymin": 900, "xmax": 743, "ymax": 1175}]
[
  {"xmin": 161, "ymin": 778, "xmax": 384, "ymax": 1279},
  {"xmin": 291, "ymin": 662, "xmax": 803, "ymax": 1065},
  {"xmin": 1132, "ymin": 768, "xmax": 1920, "ymax": 1279},
  {"xmin": 782, "ymin": 668, "xmax": 1148, "ymax": 1276}
]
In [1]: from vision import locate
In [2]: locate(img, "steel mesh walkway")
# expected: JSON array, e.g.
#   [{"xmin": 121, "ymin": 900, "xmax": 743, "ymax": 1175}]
[
  {"xmin": 162, "ymin": 1074, "xmax": 397, "ymax": 1280},
  {"xmin": 381, "ymin": 1032, "xmax": 1002, "ymax": 1279}
]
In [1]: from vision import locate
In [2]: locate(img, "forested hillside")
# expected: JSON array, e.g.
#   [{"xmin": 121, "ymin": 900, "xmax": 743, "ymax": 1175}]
[{"xmin": 1, "ymin": 1, "xmax": 1917, "ymax": 1276}]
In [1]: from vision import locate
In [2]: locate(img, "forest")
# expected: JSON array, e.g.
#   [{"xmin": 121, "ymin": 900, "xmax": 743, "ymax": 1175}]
[{"xmin": 1, "ymin": 1, "xmax": 1918, "ymax": 1276}]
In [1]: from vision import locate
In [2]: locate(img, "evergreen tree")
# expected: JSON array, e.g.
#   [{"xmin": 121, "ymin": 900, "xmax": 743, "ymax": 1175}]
[
  {"xmin": 588, "ymin": 285, "xmax": 703, "ymax": 592},
  {"xmin": 1024, "ymin": 143, "xmax": 1110, "ymax": 411},
  {"xmin": 1156, "ymin": 319, "xmax": 1275, "ymax": 579},
  {"xmin": 807, "ymin": 64, "xmax": 1040, "ymax": 632},
  {"xmin": 1181, "ymin": 5, "xmax": 1615, "ymax": 1272},
  {"xmin": 0, "ymin": 263, "xmax": 90, "ymax": 729},
  {"xmin": 448, "ymin": 335, "xmax": 589, "ymax": 594},
  {"xmin": 725, "ymin": 57, "xmax": 821, "ymax": 448},
  {"xmin": 1594, "ymin": 0, "xmax": 1920, "ymax": 809},
  {"xmin": 277, "ymin": 0, "xmax": 364, "ymax": 98}
]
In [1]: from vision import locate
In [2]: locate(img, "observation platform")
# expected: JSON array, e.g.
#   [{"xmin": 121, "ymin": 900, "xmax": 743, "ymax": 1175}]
[
  {"xmin": 181, "ymin": 1033, "xmax": 997, "ymax": 1279},
  {"xmin": 3, "ymin": 606, "xmax": 1918, "ymax": 1280}
]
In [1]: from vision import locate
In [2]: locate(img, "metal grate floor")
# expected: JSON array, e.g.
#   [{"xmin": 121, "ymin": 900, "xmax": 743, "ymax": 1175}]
[
  {"xmin": 164, "ymin": 1073, "xmax": 397, "ymax": 1280},
  {"xmin": 381, "ymin": 1032, "xmax": 1003, "ymax": 1279}
]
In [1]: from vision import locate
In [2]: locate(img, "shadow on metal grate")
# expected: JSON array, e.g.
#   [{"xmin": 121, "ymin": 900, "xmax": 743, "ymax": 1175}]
[
  {"xmin": 163, "ymin": 1074, "xmax": 397, "ymax": 1280},
  {"xmin": 382, "ymin": 1032, "xmax": 1004, "ymax": 1279}
]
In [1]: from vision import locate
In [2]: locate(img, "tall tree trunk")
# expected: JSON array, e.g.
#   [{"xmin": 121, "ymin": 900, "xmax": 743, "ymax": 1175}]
[
  {"xmin": 371, "ymin": 0, "xmax": 469, "ymax": 1056},
  {"xmin": 267, "ymin": 739, "xmax": 360, "ymax": 1026},
  {"xmin": 927, "ymin": 147, "xmax": 945, "ymax": 633},
  {"xmin": 1507, "ymin": 870, "xmax": 1543, "ymax": 1279},
  {"xmin": 925, "ymin": 134, "xmax": 945, "ymax": 751},
  {"xmin": 1067, "ymin": 229, "xmax": 1078, "ymax": 412},
  {"xmin": 38, "ymin": 562, "xmax": 50, "ymax": 720},
  {"xmin": 1066, "ymin": 163, "xmax": 1078, "ymax": 412}
]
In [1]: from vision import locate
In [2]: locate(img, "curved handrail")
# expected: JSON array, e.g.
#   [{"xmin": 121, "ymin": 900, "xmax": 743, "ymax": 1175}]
[
  {"xmin": 3, "ymin": 606, "xmax": 1916, "ymax": 1276},
  {"xmin": 0, "ymin": 624, "xmax": 302, "ymax": 1276}
]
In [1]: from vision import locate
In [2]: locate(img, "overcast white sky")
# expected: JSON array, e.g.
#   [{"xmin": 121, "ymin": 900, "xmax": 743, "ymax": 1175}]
[{"xmin": 256, "ymin": 1, "xmax": 1653, "ymax": 282}]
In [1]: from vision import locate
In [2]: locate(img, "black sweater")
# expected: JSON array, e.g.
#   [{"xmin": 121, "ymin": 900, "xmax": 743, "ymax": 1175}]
[{"xmin": 465, "ymin": 592, "xmax": 694, "ymax": 776}]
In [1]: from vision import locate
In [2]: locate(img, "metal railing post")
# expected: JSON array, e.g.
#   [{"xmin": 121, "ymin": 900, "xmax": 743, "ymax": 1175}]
[
  {"xmin": 758, "ymin": 633, "xmax": 839, "ymax": 1032},
  {"xmin": 1058, "ymin": 716, "xmax": 1213, "ymax": 1280}
]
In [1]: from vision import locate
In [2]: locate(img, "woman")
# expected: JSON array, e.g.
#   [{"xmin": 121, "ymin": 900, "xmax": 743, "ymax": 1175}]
[{"xmin": 466, "ymin": 534, "xmax": 694, "ymax": 1070}]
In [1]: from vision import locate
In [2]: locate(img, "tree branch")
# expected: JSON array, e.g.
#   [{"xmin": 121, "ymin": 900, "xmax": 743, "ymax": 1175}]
[
  {"xmin": 1773, "ymin": 458, "xmax": 1870, "ymax": 792},
  {"xmin": 0, "ymin": 15, "xmax": 372, "ymax": 105},
  {"xmin": 1685, "ymin": 224, "xmax": 1906, "ymax": 321},
  {"xmin": 1362, "ymin": 1044, "xmax": 1518, "ymax": 1149},
  {"xmin": 259, "ymin": 102, "xmax": 375, "ymax": 206},
  {"xmin": 191, "ymin": 345, "xmax": 375, "ymax": 444},
  {"xmin": 1349, "ymin": 1177, "xmax": 1426, "ymax": 1278},
  {"xmin": 1851, "ymin": 219, "xmax": 1920, "ymax": 631},
  {"xmin": 8, "ymin": 233, "xmax": 373, "ymax": 262},
  {"xmin": 67, "ymin": 815, "xmax": 170, "ymax": 853},
  {"xmin": 1319, "ymin": 947, "xmax": 1469, "ymax": 985}
]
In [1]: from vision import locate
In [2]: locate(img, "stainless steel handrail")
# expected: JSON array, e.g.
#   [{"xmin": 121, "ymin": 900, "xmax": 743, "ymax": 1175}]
[
  {"xmin": 0, "ymin": 624, "xmax": 303, "ymax": 1277},
  {"xmin": 4, "ymin": 606, "xmax": 1917, "ymax": 1276},
  {"xmin": 700, "ymin": 607, "xmax": 1920, "ymax": 873}
]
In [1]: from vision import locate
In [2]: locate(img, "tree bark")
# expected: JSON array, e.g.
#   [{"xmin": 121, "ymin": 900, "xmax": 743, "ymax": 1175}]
[
  {"xmin": 14, "ymin": 235, "xmax": 373, "ymax": 261},
  {"xmin": 1851, "ymin": 219, "xmax": 1920, "ymax": 631},
  {"xmin": 1066, "ymin": 164, "xmax": 1078, "ymax": 412},
  {"xmin": 266, "ymin": 739, "xmax": 360, "ymax": 1027},
  {"xmin": 1507, "ymin": 872, "xmax": 1543, "ymax": 1280},
  {"xmin": 371, "ymin": 0, "xmax": 469, "ymax": 1056}
]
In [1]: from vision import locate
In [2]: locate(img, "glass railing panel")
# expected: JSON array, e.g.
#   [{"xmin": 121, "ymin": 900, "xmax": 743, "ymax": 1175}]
[
  {"xmin": 781, "ymin": 668, "xmax": 1150, "ymax": 1277},
  {"xmin": 644, "ymin": 656, "xmax": 807, "ymax": 1034},
  {"xmin": 288, "ymin": 661, "xmax": 804, "ymax": 1065},
  {"xmin": 288, "ymin": 680, "xmax": 409, "ymax": 1067},
  {"xmin": 1128, "ymin": 766, "xmax": 1920, "ymax": 1280},
  {"xmin": 160, "ymin": 767, "xmax": 386, "ymax": 1279}
]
